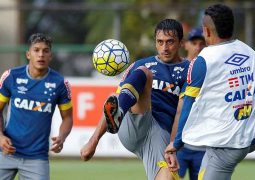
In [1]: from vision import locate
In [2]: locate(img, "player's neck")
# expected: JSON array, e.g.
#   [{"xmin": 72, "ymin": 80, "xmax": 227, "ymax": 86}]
[
  {"xmin": 28, "ymin": 66, "xmax": 49, "ymax": 79},
  {"xmin": 171, "ymin": 56, "xmax": 183, "ymax": 63},
  {"xmin": 186, "ymin": 55, "xmax": 195, "ymax": 61},
  {"xmin": 209, "ymin": 36, "xmax": 232, "ymax": 46}
]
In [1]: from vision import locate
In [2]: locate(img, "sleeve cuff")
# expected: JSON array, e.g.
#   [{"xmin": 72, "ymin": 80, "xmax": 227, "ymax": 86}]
[{"xmin": 173, "ymin": 139, "xmax": 184, "ymax": 151}]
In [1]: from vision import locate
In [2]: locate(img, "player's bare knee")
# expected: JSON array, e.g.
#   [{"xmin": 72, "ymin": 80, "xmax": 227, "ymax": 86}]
[{"xmin": 155, "ymin": 167, "xmax": 174, "ymax": 180}]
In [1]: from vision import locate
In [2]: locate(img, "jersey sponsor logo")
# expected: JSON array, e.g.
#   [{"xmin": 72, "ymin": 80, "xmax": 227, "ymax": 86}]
[
  {"xmin": 16, "ymin": 78, "xmax": 28, "ymax": 84},
  {"xmin": 173, "ymin": 66, "xmax": 184, "ymax": 72},
  {"xmin": 0, "ymin": 70, "xmax": 10, "ymax": 88},
  {"xmin": 234, "ymin": 104, "xmax": 252, "ymax": 120},
  {"xmin": 14, "ymin": 98, "xmax": 52, "ymax": 113},
  {"xmin": 225, "ymin": 88, "xmax": 254, "ymax": 102},
  {"xmin": 145, "ymin": 62, "xmax": 157, "ymax": 68},
  {"xmin": 228, "ymin": 77, "xmax": 239, "ymax": 88},
  {"xmin": 225, "ymin": 89, "xmax": 255, "ymax": 102},
  {"xmin": 225, "ymin": 73, "xmax": 254, "ymax": 102},
  {"xmin": 45, "ymin": 82, "xmax": 56, "ymax": 89},
  {"xmin": 230, "ymin": 66, "xmax": 251, "ymax": 75},
  {"xmin": 239, "ymin": 73, "xmax": 253, "ymax": 85},
  {"xmin": 225, "ymin": 53, "xmax": 249, "ymax": 66},
  {"xmin": 152, "ymin": 80, "xmax": 180, "ymax": 95}
]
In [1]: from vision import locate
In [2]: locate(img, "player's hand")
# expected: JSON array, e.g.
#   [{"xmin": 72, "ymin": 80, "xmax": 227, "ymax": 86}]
[
  {"xmin": 164, "ymin": 152, "xmax": 179, "ymax": 172},
  {"xmin": 0, "ymin": 134, "xmax": 16, "ymax": 155},
  {"xmin": 50, "ymin": 136, "xmax": 65, "ymax": 153},
  {"xmin": 80, "ymin": 139, "xmax": 98, "ymax": 161},
  {"xmin": 165, "ymin": 142, "xmax": 177, "ymax": 155},
  {"xmin": 164, "ymin": 142, "xmax": 179, "ymax": 172}
]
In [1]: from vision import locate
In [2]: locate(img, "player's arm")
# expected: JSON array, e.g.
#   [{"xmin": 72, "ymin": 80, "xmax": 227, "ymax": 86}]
[
  {"xmin": 166, "ymin": 57, "xmax": 207, "ymax": 152},
  {"xmin": 81, "ymin": 87, "xmax": 120, "ymax": 161},
  {"xmin": 170, "ymin": 97, "xmax": 183, "ymax": 142},
  {"xmin": 164, "ymin": 97, "xmax": 184, "ymax": 172},
  {"xmin": 51, "ymin": 79, "xmax": 73, "ymax": 153},
  {"xmin": 80, "ymin": 116, "xmax": 108, "ymax": 161},
  {"xmin": 80, "ymin": 64, "xmax": 135, "ymax": 161},
  {"xmin": 51, "ymin": 107, "xmax": 73, "ymax": 153},
  {"xmin": 0, "ymin": 101, "xmax": 6, "ymax": 136},
  {"xmin": 0, "ymin": 70, "xmax": 16, "ymax": 155},
  {"xmin": 165, "ymin": 57, "xmax": 206, "ymax": 171},
  {"xmin": 174, "ymin": 56, "xmax": 207, "ymax": 150},
  {"xmin": 0, "ymin": 100, "xmax": 16, "ymax": 155}
]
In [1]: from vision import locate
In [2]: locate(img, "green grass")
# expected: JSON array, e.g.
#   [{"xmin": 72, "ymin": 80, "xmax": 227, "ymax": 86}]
[
  {"xmin": 232, "ymin": 160, "xmax": 255, "ymax": 180},
  {"xmin": 182, "ymin": 160, "xmax": 255, "ymax": 180},
  {"xmin": 50, "ymin": 158, "xmax": 255, "ymax": 180},
  {"xmin": 50, "ymin": 158, "xmax": 146, "ymax": 180}
]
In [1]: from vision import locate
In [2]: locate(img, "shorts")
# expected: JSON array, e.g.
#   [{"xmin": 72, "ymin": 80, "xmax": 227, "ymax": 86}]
[
  {"xmin": 118, "ymin": 111, "xmax": 170, "ymax": 180},
  {"xmin": 199, "ymin": 146, "xmax": 250, "ymax": 180},
  {"xmin": 0, "ymin": 152, "xmax": 49, "ymax": 180}
]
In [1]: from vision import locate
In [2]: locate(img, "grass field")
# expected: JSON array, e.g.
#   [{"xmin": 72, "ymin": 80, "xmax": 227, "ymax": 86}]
[{"xmin": 50, "ymin": 158, "xmax": 255, "ymax": 180}]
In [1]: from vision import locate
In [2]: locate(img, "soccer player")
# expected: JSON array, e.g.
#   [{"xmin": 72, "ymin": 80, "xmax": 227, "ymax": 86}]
[
  {"xmin": 184, "ymin": 27, "xmax": 206, "ymax": 61},
  {"xmin": 80, "ymin": 19, "xmax": 189, "ymax": 180},
  {"xmin": 165, "ymin": 4, "xmax": 255, "ymax": 180},
  {"xmin": 0, "ymin": 33, "xmax": 73, "ymax": 180},
  {"xmin": 177, "ymin": 27, "xmax": 206, "ymax": 180}
]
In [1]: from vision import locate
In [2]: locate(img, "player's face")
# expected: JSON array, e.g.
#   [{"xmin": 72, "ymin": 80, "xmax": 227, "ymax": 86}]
[
  {"xmin": 26, "ymin": 42, "xmax": 52, "ymax": 72},
  {"xmin": 155, "ymin": 30, "xmax": 182, "ymax": 63},
  {"xmin": 185, "ymin": 39, "xmax": 206, "ymax": 59}
]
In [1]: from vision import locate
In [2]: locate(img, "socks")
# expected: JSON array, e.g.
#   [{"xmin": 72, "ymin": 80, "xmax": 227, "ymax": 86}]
[{"xmin": 118, "ymin": 68, "xmax": 147, "ymax": 115}]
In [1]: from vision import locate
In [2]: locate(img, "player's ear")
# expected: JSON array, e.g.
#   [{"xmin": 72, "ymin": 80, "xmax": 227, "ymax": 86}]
[
  {"xmin": 26, "ymin": 50, "xmax": 30, "ymax": 60},
  {"xmin": 203, "ymin": 26, "xmax": 210, "ymax": 38}
]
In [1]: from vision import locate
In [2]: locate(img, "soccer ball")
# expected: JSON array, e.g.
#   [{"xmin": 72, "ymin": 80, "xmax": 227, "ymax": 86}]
[{"xmin": 92, "ymin": 39, "xmax": 130, "ymax": 76}]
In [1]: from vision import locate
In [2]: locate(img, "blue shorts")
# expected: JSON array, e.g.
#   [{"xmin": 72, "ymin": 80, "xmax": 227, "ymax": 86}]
[
  {"xmin": 177, "ymin": 147, "xmax": 205, "ymax": 180},
  {"xmin": 0, "ymin": 152, "xmax": 49, "ymax": 180}
]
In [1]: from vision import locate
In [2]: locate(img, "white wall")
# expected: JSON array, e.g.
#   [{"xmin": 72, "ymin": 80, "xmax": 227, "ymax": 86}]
[{"xmin": 0, "ymin": 0, "xmax": 20, "ymax": 74}]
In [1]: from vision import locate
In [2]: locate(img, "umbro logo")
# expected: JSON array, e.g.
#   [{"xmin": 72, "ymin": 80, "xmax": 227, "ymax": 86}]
[
  {"xmin": 17, "ymin": 86, "xmax": 28, "ymax": 94},
  {"xmin": 225, "ymin": 53, "xmax": 249, "ymax": 66}
]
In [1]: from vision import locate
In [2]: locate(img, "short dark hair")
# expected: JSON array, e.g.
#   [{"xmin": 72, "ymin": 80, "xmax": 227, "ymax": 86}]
[
  {"xmin": 155, "ymin": 19, "xmax": 183, "ymax": 40},
  {"xmin": 28, "ymin": 33, "xmax": 52, "ymax": 49},
  {"xmin": 205, "ymin": 4, "xmax": 234, "ymax": 39}
]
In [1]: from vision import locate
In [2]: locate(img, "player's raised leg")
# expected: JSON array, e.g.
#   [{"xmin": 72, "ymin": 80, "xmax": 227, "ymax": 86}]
[
  {"xmin": 103, "ymin": 66, "xmax": 149, "ymax": 134},
  {"xmin": 104, "ymin": 66, "xmax": 175, "ymax": 180}
]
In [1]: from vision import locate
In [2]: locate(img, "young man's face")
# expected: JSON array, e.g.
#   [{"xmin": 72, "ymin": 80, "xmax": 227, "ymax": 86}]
[
  {"xmin": 26, "ymin": 42, "xmax": 52, "ymax": 71},
  {"xmin": 185, "ymin": 38, "xmax": 206, "ymax": 60},
  {"xmin": 155, "ymin": 30, "xmax": 182, "ymax": 63}
]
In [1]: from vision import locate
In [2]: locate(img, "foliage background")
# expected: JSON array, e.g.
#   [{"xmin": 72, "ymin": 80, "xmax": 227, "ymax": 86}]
[{"xmin": 18, "ymin": 0, "xmax": 254, "ymax": 76}]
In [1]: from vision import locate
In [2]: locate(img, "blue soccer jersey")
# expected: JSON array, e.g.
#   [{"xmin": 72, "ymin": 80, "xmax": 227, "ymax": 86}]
[
  {"xmin": 0, "ymin": 65, "xmax": 72, "ymax": 160},
  {"xmin": 120, "ymin": 56, "xmax": 189, "ymax": 131}
]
